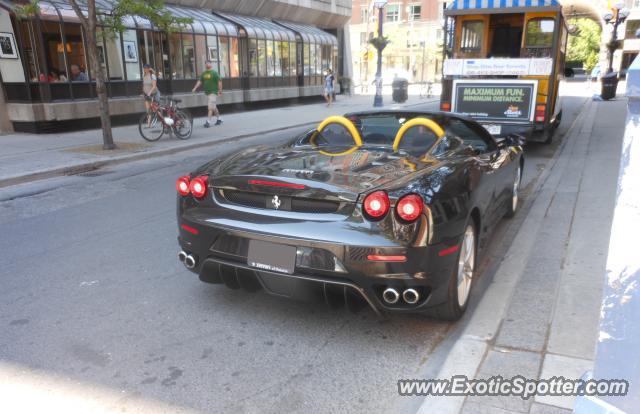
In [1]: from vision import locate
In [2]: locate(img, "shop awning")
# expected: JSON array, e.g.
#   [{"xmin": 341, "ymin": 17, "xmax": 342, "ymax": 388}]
[
  {"xmin": 275, "ymin": 20, "xmax": 337, "ymax": 46},
  {"xmin": 215, "ymin": 12, "xmax": 296, "ymax": 42},
  {"xmin": 8, "ymin": 0, "xmax": 237, "ymax": 36},
  {"xmin": 446, "ymin": 0, "xmax": 561, "ymax": 15}
]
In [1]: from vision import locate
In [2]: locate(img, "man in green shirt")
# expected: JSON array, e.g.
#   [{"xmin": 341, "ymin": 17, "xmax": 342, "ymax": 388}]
[{"xmin": 192, "ymin": 61, "xmax": 223, "ymax": 128}]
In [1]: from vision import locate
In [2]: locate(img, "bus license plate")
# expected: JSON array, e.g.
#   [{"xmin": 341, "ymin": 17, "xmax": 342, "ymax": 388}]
[{"xmin": 483, "ymin": 124, "xmax": 501, "ymax": 135}]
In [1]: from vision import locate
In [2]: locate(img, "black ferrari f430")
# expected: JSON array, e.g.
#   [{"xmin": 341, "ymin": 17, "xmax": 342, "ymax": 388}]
[{"xmin": 176, "ymin": 111, "xmax": 523, "ymax": 320}]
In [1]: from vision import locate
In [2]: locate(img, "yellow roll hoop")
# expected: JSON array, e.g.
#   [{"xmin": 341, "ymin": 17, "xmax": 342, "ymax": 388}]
[
  {"xmin": 392, "ymin": 117, "xmax": 445, "ymax": 152},
  {"xmin": 312, "ymin": 115, "xmax": 363, "ymax": 156}
]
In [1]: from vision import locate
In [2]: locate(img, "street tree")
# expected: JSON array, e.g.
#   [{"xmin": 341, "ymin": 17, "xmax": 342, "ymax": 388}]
[
  {"xmin": 567, "ymin": 18, "xmax": 602, "ymax": 72},
  {"xmin": 17, "ymin": 0, "xmax": 191, "ymax": 150}
]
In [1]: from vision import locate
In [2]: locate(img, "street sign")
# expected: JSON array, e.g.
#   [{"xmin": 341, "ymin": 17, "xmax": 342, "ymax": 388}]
[{"xmin": 452, "ymin": 80, "xmax": 539, "ymax": 123}]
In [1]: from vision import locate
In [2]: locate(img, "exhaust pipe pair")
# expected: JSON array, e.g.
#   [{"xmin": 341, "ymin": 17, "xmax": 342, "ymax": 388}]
[
  {"xmin": 382, "ymin": 287, "xmax": 420, "ymax": 305},
  {"xmin": 178, "ymin": 250, "xmax": 197, "ymax": 269}
]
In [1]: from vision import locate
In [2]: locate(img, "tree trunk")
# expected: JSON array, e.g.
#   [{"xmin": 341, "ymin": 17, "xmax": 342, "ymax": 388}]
[
  {"xmin": 85, "ymin": 30, "xmax": 115, "ymax": 150},
  {"xmin": 70, "ymin": 0, "xmax": 116, "ymax": 150}
]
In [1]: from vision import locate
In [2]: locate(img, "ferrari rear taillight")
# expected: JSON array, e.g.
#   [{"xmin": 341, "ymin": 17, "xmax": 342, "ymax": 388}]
[
  {"xmin": 535, "ymin": 105, "xmax": 546, "ymax": 123},
  {"xmin": 189, "ymin": 176, "xmax": 208, "ymax": 199},
  {"xmin": 396, "ymin": 194, "xmax": 423, "ymax": 222},
  {"xmin": 176, "ymin": 176, "xmax": 190, "ymax": 196},
  {"xmin": 363, "ymin": 191, "xmax": 390, "ymax": 219}
]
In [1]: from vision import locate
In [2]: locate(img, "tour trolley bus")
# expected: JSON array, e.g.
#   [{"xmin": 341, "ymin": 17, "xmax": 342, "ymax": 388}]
[{"xmin": 440, "ymin": 0, "xmax": 568, "ymax": 143}]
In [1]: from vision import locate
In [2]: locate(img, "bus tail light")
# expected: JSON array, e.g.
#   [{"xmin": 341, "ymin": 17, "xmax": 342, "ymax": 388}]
[
  {"xmin": 440, "ymin": 102, "xmax": 451, "ymax": 112},
  {"xmin": 535, "ymin": 105, "xmax": 546, "ymax": 123}
]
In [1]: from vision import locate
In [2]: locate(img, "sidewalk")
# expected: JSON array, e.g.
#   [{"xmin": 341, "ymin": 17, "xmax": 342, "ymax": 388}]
[
  {"xmin": 416, "ymin": 94, "xmax": 627, "ymax": 413},
  {"xmin": 0, "ymin": 94, "xmax": 437, "ymax": 188}
]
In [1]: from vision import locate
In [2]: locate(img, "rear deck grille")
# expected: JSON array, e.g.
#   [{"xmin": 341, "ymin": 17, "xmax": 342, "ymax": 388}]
[{"xmin": 220, "ymin": 190, "xmax": 340, "ymax": 214}]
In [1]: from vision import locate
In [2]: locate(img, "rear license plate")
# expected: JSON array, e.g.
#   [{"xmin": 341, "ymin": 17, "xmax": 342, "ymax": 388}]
[
  {"xmin": 247, "ymin": 240, "xmax": 296, "ymax": 274},
  {"xmin": 483, "ymin": 124, "xmax": 502, "ymax": 135}
]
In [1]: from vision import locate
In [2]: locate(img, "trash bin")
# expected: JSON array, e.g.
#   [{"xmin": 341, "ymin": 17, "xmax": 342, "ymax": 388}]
[
  {"xmin": 392, "ymin": 78, "xmax": 408, "ymax": 103},
  {"xmin": 601, "ymin": 71, "xmax": 619, "ymax": 100}
]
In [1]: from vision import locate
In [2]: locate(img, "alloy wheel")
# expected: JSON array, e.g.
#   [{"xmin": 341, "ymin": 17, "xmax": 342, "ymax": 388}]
[{"xmin": 457, "ymin": 225, "xmax": 475, "ymax": 307}]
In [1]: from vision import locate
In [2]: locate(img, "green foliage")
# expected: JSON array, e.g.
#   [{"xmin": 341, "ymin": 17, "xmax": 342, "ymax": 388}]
[
  {"xmin": 13, "ymin": 0, "xmax": 40, "ymax": 19},
  {"xmin": 368, "ymin": 36, "xmax": 389, "ymax": 52},
  {"xmin": 15, "ymin": 0, "xmax": 192, "ymax": 33},
  {"xmin": 99, "ymin": 0, "xmax": 192, "ymax": 33},
  {"xmin": 567, "ymin": 18, "xmax": 601, "ymax": 72}
]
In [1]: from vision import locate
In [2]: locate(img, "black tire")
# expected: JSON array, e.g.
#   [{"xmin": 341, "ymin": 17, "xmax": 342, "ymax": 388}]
[
  {"xmin": 173, "ymin": 109, "xmax": 193, "ymax": 140},
  {"xmin": 139, "ymin": 113, "xmax": 163, "ymax": 142},
  {"xmin": 505, "ymin": 164, "xmax": 521, "ymax": 218},
  {"xmin": 554, "ymin": 109, "xmax": 562, "ymax": 127},
  {"xmin": 426, "ymin": 220, "xmax": 477, "ymax": 321}
]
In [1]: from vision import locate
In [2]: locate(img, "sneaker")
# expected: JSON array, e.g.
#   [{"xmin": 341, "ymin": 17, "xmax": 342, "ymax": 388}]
[
  {"xmin": 204, "ymin": 121, "xmax": 210, "ymax": 128},
  {"xmin": 215, "ymin": 119, "xmax": 223, "ymax": 126}
]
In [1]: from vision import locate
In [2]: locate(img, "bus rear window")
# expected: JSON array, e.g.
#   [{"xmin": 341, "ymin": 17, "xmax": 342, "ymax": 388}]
[
  {"xmin": 526, "ymin": 18, "xmax": 555, "ymax": 47},
  {"xmin": 461, "ymin": 20, "xmax": 484, "ymax": 52}
]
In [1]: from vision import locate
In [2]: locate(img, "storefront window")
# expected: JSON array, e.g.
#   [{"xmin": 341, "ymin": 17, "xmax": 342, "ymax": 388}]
[
  {"xmin": 266, "ymin": 40, "xmax": 274, "ymax": 76},
  {"xmin": 206, "ymin": 35, "xmax": 219, "ymax": 72},
  {"xmin": 153, "ymin": 31, "xmax": 167, "ymax": 79},
  {"xmin": 309, "ymin": 43, "xmax": 317, "ymax": 75},
  {"xmin": 182, "ymin": 33, "xmax": 195, "ymax": 78},
  {"xmin": 257, "ymin": 39, "xmax": 266, "ymax": 77},
  {"xmin": 290, "ymin": 42, "xmax": 297, "ymax": 76},
  {"xmin": 219, "ymin": 36, "xmax": 230, "ymax": 77},
  {"xmin": 61, "ymin": 24, "xmax": 87, "ymax": 81},
  {"xmin": 273, "ymin": 41, "xmax": 281, "ymax": 76},
  {"xmin": 303, "ymin": 43, "xmax": 310, "ymax": 76},
  {"xmin": 230, "ymin": 37, "xmax": 240, "ymax": 77},
  {"xmin": 194, "ymin": 34, "xmax": 206, "ymax": 76},
  {"xmin": 123, "ymin": 29, "xmax": 140, "ymax": 81},
  {"xmin": 41, "ymin": 20, "xmax": 65, "ymax": 82},
  {"xmin": 18, "ymin": 20, "xmax": 44, "ymax": 82},
  {"xmin": 249, "ymin": 38, "xmax": 257, "ymax": 76},
  {"xmin": 169, "ymin": 32, "xmax": 183, "ymax": 79},
  {"xmin": 137, "ymin": 30, "xmax": 155, "ymax": 69},
  {"xmin": 104, "ymin": 31, "xmax": 124, "ymax": 80},
  {"xmin": 281, "ymin": 41, "xmax": 289, "ymax": 76}
]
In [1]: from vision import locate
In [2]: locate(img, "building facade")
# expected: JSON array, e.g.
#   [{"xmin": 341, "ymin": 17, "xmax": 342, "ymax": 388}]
[
  {"xmin": 0, "ymin": 0, "xmax": 352, "ymax": 132},
  {"xmin": 618, "ymin": 0, "xmax": 640, "ymax": 75},
  {"xmin": 349, "ymin": 0, "xmax": 444, "ymax": 89}
]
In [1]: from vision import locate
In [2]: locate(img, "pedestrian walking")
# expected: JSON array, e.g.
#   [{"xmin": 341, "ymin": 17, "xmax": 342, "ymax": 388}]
[
  {"xmin": 324, "ymin": 69, "xmax": 335, "ymax": 107},
  {"xmin": 192, "ymin": 61, "xmax": 223, "ymax": 128},
  {"xmin": 142, "ymin": 64, "xmax": 160, "ymax": 127}
]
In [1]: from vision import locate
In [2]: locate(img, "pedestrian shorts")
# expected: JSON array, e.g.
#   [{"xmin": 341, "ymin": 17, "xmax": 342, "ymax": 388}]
[{"xmin": 207, "ymin": 93, "xmax": 217, "ymax": 110}]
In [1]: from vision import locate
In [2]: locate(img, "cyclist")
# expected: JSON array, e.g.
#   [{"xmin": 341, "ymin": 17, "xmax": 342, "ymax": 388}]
[{"xmin": 142, "ymin": 64, "xmax": 160, "ymax": 127}]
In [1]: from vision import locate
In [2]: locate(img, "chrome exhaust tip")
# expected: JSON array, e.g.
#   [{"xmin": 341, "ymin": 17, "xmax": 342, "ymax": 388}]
[
  {"xmin": 382, "ymin": 288, "xmax": 400, "ymax": 305},
  {"xmin": 178, "ymin": 251, "xmax": 188, "ymax": 263},
  {"xmin": 184, "ymin": 255, "xmax": 197, "ymax": 269},
  {"xmin": 403, "ymin": 288, "xmax": 420, "ymax": 305}
]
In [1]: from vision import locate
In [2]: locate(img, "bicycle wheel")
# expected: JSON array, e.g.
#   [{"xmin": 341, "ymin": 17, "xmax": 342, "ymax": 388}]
[
  {"xmin": 139, "ymin": 112, "xmax": 164, "ymax": 142},
  {"xmin": 173, "ymin": 109, "xmax": 193, "ymax": 140}
]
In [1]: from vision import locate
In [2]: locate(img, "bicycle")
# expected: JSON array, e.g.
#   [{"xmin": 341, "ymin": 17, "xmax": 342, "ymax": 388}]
[{"xmin": 139, "ymin": 96, "xmax": 193, "ymax": 142}]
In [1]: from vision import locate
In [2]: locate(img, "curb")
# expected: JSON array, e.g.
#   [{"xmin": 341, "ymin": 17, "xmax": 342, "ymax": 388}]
[{"xmin": 0, "ymin": 121, "xmax": 318, "ymax": 189}]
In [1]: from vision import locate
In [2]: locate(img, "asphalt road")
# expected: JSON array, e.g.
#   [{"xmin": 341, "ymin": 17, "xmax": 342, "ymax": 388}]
[{"xmin": 0, "ymin": 91, "xmax": 587, "ymax": 413}]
